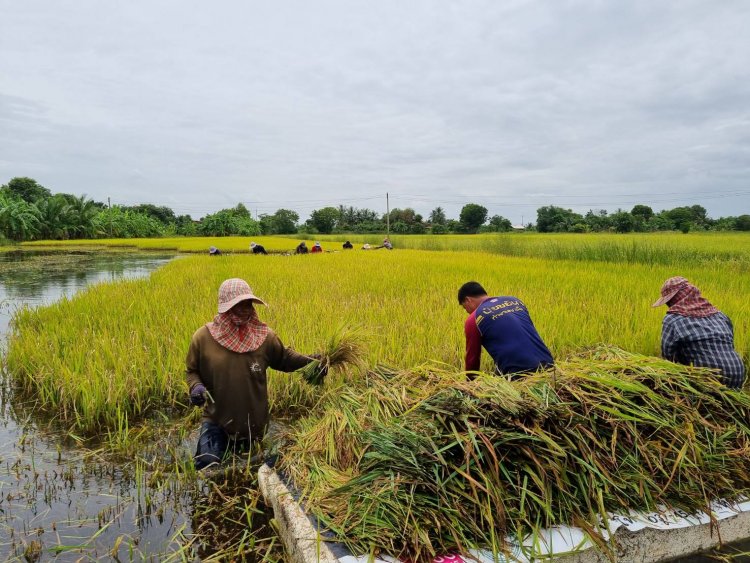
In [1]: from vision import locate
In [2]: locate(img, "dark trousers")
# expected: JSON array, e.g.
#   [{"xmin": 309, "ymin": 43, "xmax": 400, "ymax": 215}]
[{"xmin": 194, "ymin": 421, "xmax": 251, "ymax": 470}]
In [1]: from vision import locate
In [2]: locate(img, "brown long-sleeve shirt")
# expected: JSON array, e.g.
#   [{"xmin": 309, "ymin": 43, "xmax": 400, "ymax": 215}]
[{"xmin": 185, "ymin": 325, "xmax": 312, "ymax": 440}]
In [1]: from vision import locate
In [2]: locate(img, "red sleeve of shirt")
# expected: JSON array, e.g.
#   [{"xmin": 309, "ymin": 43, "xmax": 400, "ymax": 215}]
[{"xmin": 464, "ymin": 311, "xmax": 482, "ymax": 372}]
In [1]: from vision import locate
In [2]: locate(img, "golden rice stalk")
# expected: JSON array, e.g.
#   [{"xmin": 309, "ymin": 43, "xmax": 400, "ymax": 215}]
[{"xmin": 298, "ymin": 325, "xmax": 368, "ymax": 385}]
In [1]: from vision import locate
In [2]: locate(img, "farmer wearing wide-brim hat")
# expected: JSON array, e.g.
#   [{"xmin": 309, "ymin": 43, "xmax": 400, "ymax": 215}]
[
  {"xmin": 653, "ymin": 276, "xmax": 745, "ymax": 389},
  {"xmin": 186, "ymin": 278, "xmax": 323, "ymax": 469}
]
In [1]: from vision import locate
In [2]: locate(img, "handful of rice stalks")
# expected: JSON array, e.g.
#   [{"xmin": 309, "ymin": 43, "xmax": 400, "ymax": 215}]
[{"xmin": 298, "ymin": 325, "xmax": 368, "ymax": 385}]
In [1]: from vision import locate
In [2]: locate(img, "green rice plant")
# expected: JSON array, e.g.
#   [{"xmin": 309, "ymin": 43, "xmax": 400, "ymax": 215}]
[
  {"xmin": 4, "ymin": 248, "xmax": 748, "ymax": 435},
  {"xmin": 284, "ymin": 232, "xmax": 750, "ymax": 269},
  {"xmin": 22, "ymin": 236, "xmax": 332, "ymax": 254},
  {"xmin": 22, "ymin": 232, "xmax": 750, "ymax": 268}
]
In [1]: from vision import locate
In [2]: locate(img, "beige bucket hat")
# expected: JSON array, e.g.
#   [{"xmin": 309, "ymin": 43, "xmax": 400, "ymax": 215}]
[{"xmin": 217, "ymin": 278, "xmax": 267, "ymax": 313}]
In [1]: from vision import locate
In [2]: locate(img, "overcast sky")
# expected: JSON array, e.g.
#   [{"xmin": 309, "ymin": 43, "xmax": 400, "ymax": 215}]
[{"xmin": 1, "ymin": 1, "xmax": 749, "ymax": 223}]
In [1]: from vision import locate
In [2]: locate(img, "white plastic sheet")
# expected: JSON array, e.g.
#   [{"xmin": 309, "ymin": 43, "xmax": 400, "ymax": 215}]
[{"xmin": 337, "ymin": 497, "xmax": 750, "ymax": 563}]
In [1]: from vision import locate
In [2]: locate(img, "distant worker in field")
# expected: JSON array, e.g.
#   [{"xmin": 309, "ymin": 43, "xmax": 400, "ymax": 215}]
[
  {"xmin": 250, "ymin": 242, "xmax": 268, "ymax": 255},
  {"xmin": 186, "ymin": 278, "xmax": 324, "ymax": 469},
  {"xmin": 208, "ymin": 246, "xmax": 222, "ymax": 256},
  {"xmin": 310, "ymin": 241, "xmax": 323, "ymax": 253},
  {"xmin": 342, "ymin": 240, "xmax": 353, "ymax": 249},
  {"xmin": 653, "ymin": 276, "xmax": 745, "ymax": 389},
  {"xmin": 458, "ymin": 281, "xmax": 553, "ymax": 378},
  {"xmin": 381, "ymin": 237, "xmax": 393, "ymax": 250},
  {"xmin": 295, "ymin": 241, "xmax": 309, "ymax": 254},
  {"xmin": 361, "ymin": 243, "xmax": 371, "ymax": 250}
]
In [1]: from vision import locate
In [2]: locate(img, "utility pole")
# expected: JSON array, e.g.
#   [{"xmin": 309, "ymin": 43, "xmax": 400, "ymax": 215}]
[
  {"xmin": 108, "ymin": 197, "xmax": 112, "ymax": 238},
  {"xmin": 386, "ymin": 192, "xmax": 390, "ymax": 237}
]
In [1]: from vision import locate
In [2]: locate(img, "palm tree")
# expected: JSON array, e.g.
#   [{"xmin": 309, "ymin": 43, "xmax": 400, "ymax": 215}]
[
  {"xmin": 0, "ymin": 194, "xmax": 42, "ymax": 241},
  {"xmin": 67, "ymin": 195, "xmax": 99, "ymax": 239},
  {"xmin": 36, "ymin": 195, "xmax": 73, "ymax": 240}
]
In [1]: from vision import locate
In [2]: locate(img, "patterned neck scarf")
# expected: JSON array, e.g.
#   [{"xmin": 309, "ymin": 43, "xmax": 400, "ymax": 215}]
[
  {"xmin": 207, "ymin": 308, "xmax": 269, "ymax": 353},
  {"xmin": 667, "ymin": 284, "xmax": 719, "ymax": 318}
]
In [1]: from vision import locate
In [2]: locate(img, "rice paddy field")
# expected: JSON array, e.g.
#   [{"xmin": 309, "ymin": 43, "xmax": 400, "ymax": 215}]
[
  {"xmin": 3, "ymin": 233, "xmax": 750, "ymax": 561},
  {"xmin": 22, "ymin": 231, "xmax": 750, "ymax": 269}
]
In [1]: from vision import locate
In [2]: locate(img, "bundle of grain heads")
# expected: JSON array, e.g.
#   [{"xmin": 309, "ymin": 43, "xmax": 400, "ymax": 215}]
[
  {"xmin": 280, "ymin": 346, "xmax": 750, "ymax": 562},
  {"xmin": 296, "ymin": 325, "xmax": 369, "ymax": 385}
]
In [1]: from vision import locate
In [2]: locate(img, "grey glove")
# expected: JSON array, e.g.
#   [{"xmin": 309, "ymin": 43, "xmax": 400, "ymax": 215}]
[{"xmin": 190, "ymin": 384, "xmax": 207, "ymax": 406}]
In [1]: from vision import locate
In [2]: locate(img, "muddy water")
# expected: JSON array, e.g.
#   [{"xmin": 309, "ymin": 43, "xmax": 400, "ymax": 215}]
[{"xmin": 0, "ymin": 249, "xmax": 196, "ymax": 561}]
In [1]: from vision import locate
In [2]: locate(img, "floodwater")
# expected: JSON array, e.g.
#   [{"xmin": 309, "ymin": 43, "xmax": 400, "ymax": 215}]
[{"xmin": 0, "ymin": 249, "xmax": 197, "ymax": 561}]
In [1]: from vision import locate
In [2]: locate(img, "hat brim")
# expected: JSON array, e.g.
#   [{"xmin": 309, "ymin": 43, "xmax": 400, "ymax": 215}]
[
  {"xmin": 218, "ymin": 294, "xmax": 267, "ymax": 313},
  {"xmin": 652, "ymin": 288, "xmax": 681, "ymax": 307}
]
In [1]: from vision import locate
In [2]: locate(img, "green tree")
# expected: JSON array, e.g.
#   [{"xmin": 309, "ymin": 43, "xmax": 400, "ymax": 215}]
[
  {"xmin": 631, "ymin": 204, "xmax": 654, "ymax": 221},
  {"xmin": 584, "ymin": 209, "xmax": 611, "ymax": 232},
  {"xmin": 309, "ymin": 207, "xmax": 340, "ymax": 234},
  {"xmin": 267, "ymin": 208, "xmax": 299, "ymax": 234},
  {"xmin": 735, "ymin": 215, "xmax": 750, "ymax": 231},
  {"xmin": 486, "ymin": 215, "xmax": 512, "ymax": 232},
  {"xmin": 125, "ymin": 204, "xmax": 176, "ymax": 224},
  {"xmin": 610, "ymin": 210, "xmax": 635, "ymax": 233},
  {"xmin": 459, "ymin": 203, "xmax": 488, "ymax": 233},
  {"xmin": 535, "ymin": 206, "xmax": 583, "ymax": 233},
  {"xmin": 0, "ymin": 193, "xmax": 42, "ymax": 240},
  {"xmin": 36, "ymin": 194, "xmax": 73, "ymax": 239},
  {"xmin": 665, "ymin": 207, "xmax": 695, "ymax": 233},
  {"xmin": 199, "ymin": 207, "xmax": 260, "ymax": 236},
  {"xmin": 67, "ymin": 195, "xmax": 99, "ymax": 238},
  {"xmin": 173, "ymin": 214, "xmax": 197, "ymax": 236},
  {"xmin": 429, "ymin": 207, "xmax": 447, "ymax": 226},
  {"xmin": 2, "ymin": 177, "xmax": 51, "ymax": 203}
]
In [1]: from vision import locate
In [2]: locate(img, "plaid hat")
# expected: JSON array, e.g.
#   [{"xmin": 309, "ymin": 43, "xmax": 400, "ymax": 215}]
[
  {"xmin": 217, "ymin": 278, "xmax": 266, "ymax": 313},
  {"xmin": 652, "ymin": 276, "xmax": 689, "ymax": 307}
]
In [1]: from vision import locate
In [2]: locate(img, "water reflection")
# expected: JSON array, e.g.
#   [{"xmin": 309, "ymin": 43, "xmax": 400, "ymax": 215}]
[
  {"xmin": 0, "ymin": 249, "xmax": 188, "ymax": 561},
  {"xmin": 0, "ymin": 249, "xmax": 174, "ymax": 337}
]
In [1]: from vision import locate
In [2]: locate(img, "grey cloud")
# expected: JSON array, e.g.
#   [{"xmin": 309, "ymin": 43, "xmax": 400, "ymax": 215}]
[{"xmin": 1, "ymin": 0, "xmax": 749, "ymax": 222}]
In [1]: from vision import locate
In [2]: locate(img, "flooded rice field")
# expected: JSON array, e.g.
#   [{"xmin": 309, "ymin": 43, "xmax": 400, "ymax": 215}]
[
  {"xmin": 1, "ymin": 248, "xmax": 746, "ymax": 562},
  {"xmin": 0, "ymin": 249, "xmax": 281, "ymax": 562}
]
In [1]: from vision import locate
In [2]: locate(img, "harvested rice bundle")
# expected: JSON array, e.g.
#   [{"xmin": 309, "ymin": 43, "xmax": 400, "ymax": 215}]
[
  {"xmin": 283, "ymin": 347, "xmax": 750, "ymax": 562},
  {"xmin": 297, "ymin": 325, "xmax": 368, "ymax": 385},
  {"xmin": 280, "ymin": 365, "xmax": 469, "ymax": 497}
]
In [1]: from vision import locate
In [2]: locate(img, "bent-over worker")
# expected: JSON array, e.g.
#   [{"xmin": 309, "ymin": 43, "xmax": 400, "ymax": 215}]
[
  {"xmin": 186, "ymin": 278, "xmax": 323, "ymax": 469},
  {"xmin": 458, "ymin": 281, "xmax": 553, "ymax": 378},
  {"xmin": 653, "ymin": 276, "xmax": 745, "ymax": 389},
  {"xmin": 250, "ymin": 242, "xmax": 268, "ymax": 255}
]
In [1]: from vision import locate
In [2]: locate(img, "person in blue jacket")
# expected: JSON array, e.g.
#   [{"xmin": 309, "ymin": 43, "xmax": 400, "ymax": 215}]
[{"xmin": 458, "ymin": 281, "xmax": 553, "ymax": 378}]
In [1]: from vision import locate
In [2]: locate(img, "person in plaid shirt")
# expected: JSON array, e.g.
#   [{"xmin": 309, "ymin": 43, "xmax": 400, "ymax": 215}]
[{"xmin": 653, "ymin": 276, "xmax": 745, "ymax": 389}]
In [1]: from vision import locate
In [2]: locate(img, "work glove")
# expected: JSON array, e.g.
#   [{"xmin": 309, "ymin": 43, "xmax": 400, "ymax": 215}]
[
  {"xmin": 190, "ymin": 383, "xmax": 207, "ymax": 406},
  {"xmin": 305, "ymin": 354, "xmax": 328, "ymax": 384}
]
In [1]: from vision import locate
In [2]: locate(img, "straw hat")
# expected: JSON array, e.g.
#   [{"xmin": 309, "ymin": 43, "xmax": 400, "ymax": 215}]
[
  {"xmin": 217, "ymin": 278, "xmax": 266, "ymax": 313},
  {"xmin": 652, "ymin": 276, "xmax": 689, "ymax": 307}
]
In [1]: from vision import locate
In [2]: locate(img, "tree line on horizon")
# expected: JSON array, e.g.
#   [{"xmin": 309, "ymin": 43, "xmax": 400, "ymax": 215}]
[{"xmin": 1, "ymin": 176, "xmax": 749, "ymax": 243}]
